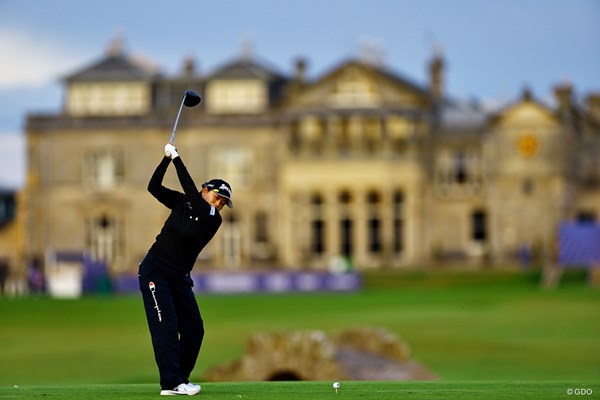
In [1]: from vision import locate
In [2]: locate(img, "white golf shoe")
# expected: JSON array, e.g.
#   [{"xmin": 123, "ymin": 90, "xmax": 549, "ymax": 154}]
[{"xmin": 160, "ymin": 383, "xmax": 201, "ymax": 396}]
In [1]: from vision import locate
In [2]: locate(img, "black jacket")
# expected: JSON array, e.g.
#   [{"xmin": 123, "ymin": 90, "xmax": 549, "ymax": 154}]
[{"xmin": 147, "ymin": 156, "xmax": 222, "ymax": 274}]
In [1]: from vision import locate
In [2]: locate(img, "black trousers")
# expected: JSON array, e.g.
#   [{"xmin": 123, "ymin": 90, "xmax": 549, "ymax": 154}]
[{"xmin": 139, "ymin": 253, "xmax": 204, "ymax": 390}]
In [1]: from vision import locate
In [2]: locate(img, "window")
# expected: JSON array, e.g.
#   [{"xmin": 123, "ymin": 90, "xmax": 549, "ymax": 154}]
[
  {"xmin": 471, "ymin": 210, "xmax": 487, "ymax": 242},
  {"xmin": 67, "ymin": 82, "xmax": 150, "ymax": 116},
  {"xmin": 301, "ymin": 116, "xmax": 325, "ymax": 155},
  {"xmin": 387, "ymin": 116, "xmax": 412, "ymax": 153},
  {"xmin": 84, "ymin": 149, "xmax": 124, "ymax": 190},
  {"xmin": 301, "ymin": 116, "xmax": 322, "ymax": 140},
  {"xmin": 332, "ymin": 74, "xmax": 377, "ymax": 106},
  {"xmin": 393, "ymin": 191, "xmax": 404, "ymax": 253},
  {"xmin": 339, "ymin": 190, "xmax": 353, "ymax": 256},
  {"xmin": 223, "ymin": 213, "xmax": 242, "ymax": 268},
  {"xmin": 365, "ymin": 118, "xmax": 382, "ymax": 153},
  {"xmin": 340, "ymin": 218, "xmax": 353, "ymax": 256},
  {"xmin": 255, "ymin": 212, "xmax": 269, "ymax": 243},
  {"xmin": 368, "ymin": 218, "xmax": 381, "ymax": 253},
  {"xmin": 436, "ymin": 149, "xmax": 483, "ymax": 196},
  {"xmin": 210, "ymin": 147, "xmax": 252, "ymax": 189},
  {"xmin": 339, "ymin": 190, "xmax": 352, "ymax": 205},
  {"xmin": 0, "ymin": 192, "xmax": 15, "ymax": 227},
  {"xmin": 367, "ymin": 191, "xmax": 380, "ymax": 204},
  {"xmin": 311, "ymin": 220, "xmax": 325, "ymax": 254},
  {"xmin": 289, "ymin": 120, "xmax": 301, "ymax": 154},
  {"xmin": 576, "ymin": 211, "xmax": 596, "ymax": 223},
  {"xmin": 455, "ymin": 152, "xmax": 467, "ymax": 184},
  {"xmin": 310, "ymin": 194, "xmax": 325, "ymax": 255},
  {"xmin": 387, "ymin": 116, "xmax": 411, "ymax": 139},
  {"xmin": 85, "ymin": 214, "xmax": 123, "ymax": 268},
  {"xmin": 338, "ymin": 118, "xmax": 351, "ymax": 154},
  {"xmin": 367, "ymin": 191, "xmax": 382, "ymax": 253},
  {"xmin": 522, "ymin": 178, "xmax": 534, "ymax": 195},
  {"xmin": 206, "ymin": 80, "xmax": 267, "ymax": 114}
]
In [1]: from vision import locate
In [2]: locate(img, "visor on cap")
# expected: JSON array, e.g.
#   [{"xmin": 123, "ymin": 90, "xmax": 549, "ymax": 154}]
[{"xmin": 203, "ymin": 179, "xmax": 233, "ymax": 208}]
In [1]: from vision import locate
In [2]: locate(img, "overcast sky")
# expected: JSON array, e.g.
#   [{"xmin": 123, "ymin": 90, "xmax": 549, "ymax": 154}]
[{"xmin": 0, "ymin": 0, "xmax": 599, "ymax": 189}]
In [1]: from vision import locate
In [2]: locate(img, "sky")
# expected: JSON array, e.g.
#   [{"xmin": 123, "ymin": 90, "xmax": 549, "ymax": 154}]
[{"xmin": 0, "ymin": 0, "xmax": 599, "ymax": 189}]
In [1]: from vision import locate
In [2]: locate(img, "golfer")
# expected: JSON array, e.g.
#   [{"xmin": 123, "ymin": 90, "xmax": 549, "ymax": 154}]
[{"xmin": 139, "ymin": 143, "xmax": 233, "ymax": 396}]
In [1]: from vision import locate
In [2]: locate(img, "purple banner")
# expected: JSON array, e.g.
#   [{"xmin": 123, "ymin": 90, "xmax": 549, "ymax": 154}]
[
  {"xmin": 115, "ymin": 271, "xmax": 361, "ymax": 294},
  {"xmin": 558, "ymin": 222, "xmax": 600, "ymax": 268},
  {"xmin": 192, "ymin": 271, "xmax": 361, "ymax": 294}
]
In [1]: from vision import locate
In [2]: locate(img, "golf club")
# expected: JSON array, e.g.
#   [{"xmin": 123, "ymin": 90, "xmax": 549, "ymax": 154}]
[{"xmin": 170, "ymin": 90, "xmax": 202, "ymax": 145}]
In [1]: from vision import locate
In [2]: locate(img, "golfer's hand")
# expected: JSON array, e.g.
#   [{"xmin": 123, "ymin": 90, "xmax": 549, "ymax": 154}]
[{"xmin": 164, "ymin": 144, "xmax": 179, "ymax": 160}]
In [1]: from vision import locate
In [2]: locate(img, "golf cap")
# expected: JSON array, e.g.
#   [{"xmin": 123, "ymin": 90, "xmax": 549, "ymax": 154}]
[{"xmin": 203, "ymin": 179, "xmax": 233, "ymax": 208}]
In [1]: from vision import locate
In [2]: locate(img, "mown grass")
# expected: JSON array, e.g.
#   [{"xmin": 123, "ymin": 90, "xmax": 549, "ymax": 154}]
[
  {"xmin": 0, "ymin": 381, "xmax": 597, "ymax": 400},
  {"xmin": 0, "ymin": 270, "xmax": 598, "ymax": 388}
]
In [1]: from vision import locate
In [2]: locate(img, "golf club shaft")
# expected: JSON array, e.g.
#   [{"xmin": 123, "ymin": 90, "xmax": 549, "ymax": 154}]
[{"xmin": 170, "ymin": 95, "xmax": 187, "ymax": 145}]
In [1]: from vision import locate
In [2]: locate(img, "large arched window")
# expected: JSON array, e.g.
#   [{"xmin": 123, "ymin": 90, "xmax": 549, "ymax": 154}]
[
  {"xmin": 310, "ymin": 194, "xmax": 325, "ymax": 255},
  {"xmin": 339, "ymin": 190, "xmax": 353, "ymax": 257},
  {"xmin": 85, "ymin": 213, "xmax": 123, "ymax": 270},
  {"xmin": 223, "ymin": 213, "xmax": 242, "ymax": 267},
  {"xmin": 367, "ymin": 191, "xmax": 382, "ymax": 253},
  {"xmin": 393, "ymin": 191, "xmax": 404, "ymax": 254},
  {"xmin": 471, "ymin": 209, "xmax": 487, "ymax": 242}
]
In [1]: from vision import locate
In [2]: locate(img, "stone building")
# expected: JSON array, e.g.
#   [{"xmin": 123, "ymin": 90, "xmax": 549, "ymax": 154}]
[
  {"xmin": 23, "ymin": 40, "xmax": 600, "ymax": 275},
  {"xmin": 0, "ymin": 188, "xmax": 24, "ymax": 294}
]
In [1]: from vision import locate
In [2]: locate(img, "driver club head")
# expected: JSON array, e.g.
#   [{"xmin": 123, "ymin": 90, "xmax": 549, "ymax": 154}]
[
  {"xmin": 183, "ymin": 90, "xmax": 202, "ymax": 107},
  {"xmin": 169, "ymin": 89, "xmax": 202, "ymax": 144}
]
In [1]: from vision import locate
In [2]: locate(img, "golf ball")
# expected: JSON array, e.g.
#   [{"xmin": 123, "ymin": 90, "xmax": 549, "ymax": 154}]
[{"xmin": 333, "ymin": 382, "xmax": 340, "ymax": 389}]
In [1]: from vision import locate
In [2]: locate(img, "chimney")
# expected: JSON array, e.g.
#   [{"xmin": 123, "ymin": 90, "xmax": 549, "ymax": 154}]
[
  {"xmin": 287, "ymin": 58, "xmax": 308, "ymax": 100},
  {"xmin": 240, "ymin": 36, "xmax": 254, "ymax": 61},
  {"xmin": 586, "ymin": 94, "xmax": 600, "ymax": 122},
  {"xmin": 521, "ymin": 86, "xmax": 533, "ymax": 102},
  {"xmin": 106, "ymin": 33, "xmax": 126, "ymax": 57},
  {"xmin": 181, "ymin": 55, "xmax": 197, "ymax": 77},
  {"xmin": 554, "ymin": 80, "xmax": 573, "ymax": 115},
  {"xmin": 294, "ymin": 58, "xmax": 307, "ymax": 83},
  {"xmin": 554, "ymin": 80, "xmax": 578, "ymax": 134},
  {"xmin": 429, "ymin": 47, "xmax": 444, "ymax": 102}
]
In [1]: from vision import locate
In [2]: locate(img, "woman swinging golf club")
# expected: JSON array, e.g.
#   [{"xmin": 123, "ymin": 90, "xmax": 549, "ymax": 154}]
[{"xmin": 139, "ymin": 143, "xmax": 233, "ymax": 396}]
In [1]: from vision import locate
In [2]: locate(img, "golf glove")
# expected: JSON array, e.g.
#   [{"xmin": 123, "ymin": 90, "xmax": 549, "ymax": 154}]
[{"xmin": 164, "ymin": 144, "xmax": 179, "ymax": 159}]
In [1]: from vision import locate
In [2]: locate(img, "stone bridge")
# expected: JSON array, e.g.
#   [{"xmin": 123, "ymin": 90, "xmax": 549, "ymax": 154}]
[{"xmin": 203, "ymin": 327, "xmax": 436, "ymax": 381}]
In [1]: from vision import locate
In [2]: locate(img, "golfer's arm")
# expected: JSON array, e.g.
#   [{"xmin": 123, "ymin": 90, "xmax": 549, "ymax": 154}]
[
  {"xmin": 172, "ymin": 157, "xmax": 204, "ymax": 210},
  {"xmin": 148, "ymin": 156, "xmax": 180, "ymax": 208}
]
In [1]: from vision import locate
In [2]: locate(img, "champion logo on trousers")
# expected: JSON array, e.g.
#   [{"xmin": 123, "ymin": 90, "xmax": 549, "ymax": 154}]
[{"xmin": 149, "ymin": 281, "xmax": 162, "ymax": 322}]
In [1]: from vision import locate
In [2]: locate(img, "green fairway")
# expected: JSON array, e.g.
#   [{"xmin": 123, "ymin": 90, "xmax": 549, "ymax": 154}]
[
  {"xmin": 0, "ymin": 381, "xmax": 597, "ymax": 400},
  {"xmin": 0, "ymin": 271, "xmax": 598, "ymax": 389}
]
